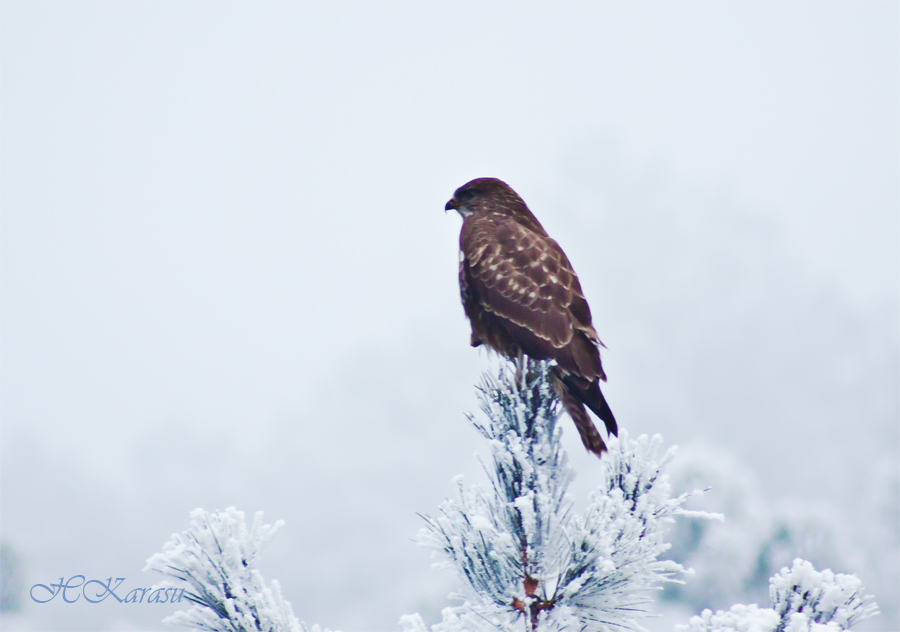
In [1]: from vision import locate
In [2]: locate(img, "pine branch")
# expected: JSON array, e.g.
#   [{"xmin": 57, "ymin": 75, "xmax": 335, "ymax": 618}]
[
  {"xmin": 414, "ymin": 359, "xmax": 715, "ymax": 632},
  {"xmin": 676, "ymin": 557, "xmax": 878, "ymax": 632},
  {"xmin": 145, "ymin": 507, "xmax": 330, "ymax": 632}
]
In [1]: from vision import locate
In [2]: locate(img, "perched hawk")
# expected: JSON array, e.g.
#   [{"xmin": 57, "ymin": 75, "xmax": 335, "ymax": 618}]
[{"xmin": 446, "ymin": 177, "xmax": 617, "ymax": 456}]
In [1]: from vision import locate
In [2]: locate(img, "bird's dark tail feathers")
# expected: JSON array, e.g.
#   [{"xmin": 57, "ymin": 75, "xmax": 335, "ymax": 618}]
[{"xmin": 549, "ymin": 367, "xmax": 618, "ymax": 458}]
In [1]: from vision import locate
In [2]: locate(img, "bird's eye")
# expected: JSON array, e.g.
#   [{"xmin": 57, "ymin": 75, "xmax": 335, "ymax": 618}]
[{"xmin": 460, "ymin": 189, "xmax": 479, "ymax": 201}]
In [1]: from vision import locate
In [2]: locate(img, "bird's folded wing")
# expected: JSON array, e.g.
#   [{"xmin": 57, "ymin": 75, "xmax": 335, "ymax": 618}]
[{"xmin": 463, "ymin": 218, "xmax": 588, "ymax": 350}]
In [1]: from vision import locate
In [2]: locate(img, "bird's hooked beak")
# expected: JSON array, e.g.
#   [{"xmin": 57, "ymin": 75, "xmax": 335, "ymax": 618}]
[
  {"xmin": 444, "ymin": 196, "xmax": 459, "ymax": 212},
  {"xmin": 446, "ymin": 195, "xmax": 473, "ymax": 218}
]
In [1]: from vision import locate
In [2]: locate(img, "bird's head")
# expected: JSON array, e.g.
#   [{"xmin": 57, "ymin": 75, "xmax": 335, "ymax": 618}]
[{"xmin": 444, "ymin": 177, "xmax": 525, "ymax": 219}]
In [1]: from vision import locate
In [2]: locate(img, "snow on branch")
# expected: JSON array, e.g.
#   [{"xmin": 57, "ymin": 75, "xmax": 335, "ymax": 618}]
[
  {"xmin": 677, "ymin": 558, "xmax": 878, "ymax": 632},
  {"xmin": 770, "ymin": 559, "xmax": 879, "ymax": 631},
  {"xmin": 412, "ymin": 360, "xmax": 718, "ymax": 632},
  {"xmin": 145, "ymin": 507, "xmax": 328, "ymax": 632}
]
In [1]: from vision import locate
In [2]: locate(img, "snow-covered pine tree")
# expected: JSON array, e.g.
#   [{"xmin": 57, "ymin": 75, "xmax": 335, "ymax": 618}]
[
  {"xmin": 406, "ymin": 359, "xmax": 720, "ymax": 632},
  {"xmin": 677, "ymin": 558, "xmax": 879, "ymax": 632},
  {"xmin": 144, "ymin": 507, "xmax": 328, "ymax": 632},
  {"xmin": 144, "ymin": 359, "xmax": 878, "ymax": 632}
]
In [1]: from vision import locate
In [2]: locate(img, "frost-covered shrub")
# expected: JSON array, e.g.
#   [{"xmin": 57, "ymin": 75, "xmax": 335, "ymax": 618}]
[
  {"xmin": 145, "ymin": 507, "xmax": 328, "ymax": 632},
  {"xmin": 677, "ymin": 604, "xmax": 780, "ymax": 632},
  {"xmin": 859, "ymin": 455, "xmax": 899, "ymax": 627},
  {"xmin": 0, "ymin": 541, "xmax": 24, "ymax": 613},
  {"xmin": 664, "ymin": 443, "xmax": 768, "ymax": 609},
  {"xmin": 769, "ymin": 559, "xmax": 878, "ymax": 631},
  {"xmin": 753, "ymin": 504, "xmax": 857, "ymax": 602},
  {"xmin": 677, "ymin": 558, "xmax": 878, "ymax": 632},
  {"xmin": 664, "ymin": 444, "xmax": 857, "ymax": 612},
  {"xmin": 411, "ymin": 360, "xmax": 718, "ymax": 632}
]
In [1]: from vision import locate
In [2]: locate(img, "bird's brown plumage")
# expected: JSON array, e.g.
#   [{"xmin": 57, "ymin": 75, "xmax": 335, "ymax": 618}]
[{"xmin": 446, "ymin": 177, "xmax": 617, "ymax": 456}]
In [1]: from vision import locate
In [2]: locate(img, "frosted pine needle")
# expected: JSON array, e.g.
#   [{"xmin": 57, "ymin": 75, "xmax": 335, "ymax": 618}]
[
  {"xmin": 770, "ymin": 559, "xmax": 878, "ymax": 631},
  {"xmin": 145, "ymin": 507, "xmax": 328, "ymax": 632},
  {"xmin": 677, "ymin": 558, "xmax": 878, "ymax": 632},
  {"xmin": 414, "ymin": 360, "xmax": 717, "ymax": 632}
]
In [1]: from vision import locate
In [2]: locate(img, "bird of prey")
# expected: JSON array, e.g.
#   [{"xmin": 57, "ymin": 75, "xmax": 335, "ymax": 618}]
[{"xmin": 446, "ymin": 177, "xmax": 617, "ymax": 456}]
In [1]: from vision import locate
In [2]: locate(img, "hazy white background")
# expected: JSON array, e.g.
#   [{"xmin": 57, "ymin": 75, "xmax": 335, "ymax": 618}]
[{"xmin": 1, "ymin": 2, "xmax": 897, "ymax": 631}]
